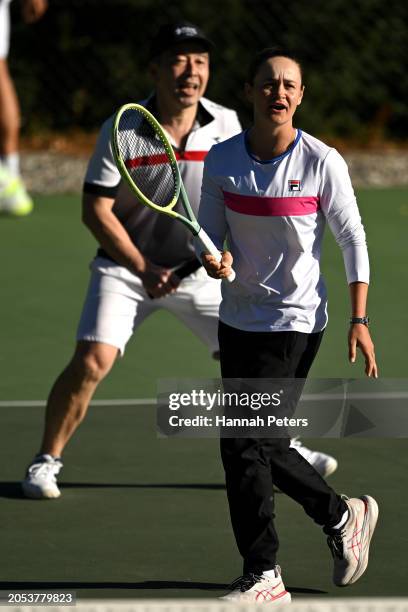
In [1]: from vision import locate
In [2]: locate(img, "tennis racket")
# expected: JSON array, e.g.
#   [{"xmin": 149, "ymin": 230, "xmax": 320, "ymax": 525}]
[{"xmin": 111, "ymin": 103, "xmax": 235, "ymax": 282}]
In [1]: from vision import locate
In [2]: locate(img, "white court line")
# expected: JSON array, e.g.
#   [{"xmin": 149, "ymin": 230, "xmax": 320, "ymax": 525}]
[
  {"xmin": 301, "ymin": 391, "xmax": 408, "ymax": 401},
  {"xmin": 0, "ymin": 391, "xmax": 407, "ymax": 408},
  {"xmin": 0, "ymin": 399, "xmax": 156, "ymax": 408}
]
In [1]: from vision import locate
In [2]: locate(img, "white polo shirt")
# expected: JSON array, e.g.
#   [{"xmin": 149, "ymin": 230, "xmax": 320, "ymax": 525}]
[
  {"xmin": 198, "ymin": 129, "xmax": 369, "ymax": 333},
  {"xmin": 84, "ymin": 96, "xmax": 241, "ymax": 268}
]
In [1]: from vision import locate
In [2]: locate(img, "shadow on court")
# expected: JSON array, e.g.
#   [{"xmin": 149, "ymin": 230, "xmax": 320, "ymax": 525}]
[
  {"xmin": 0, "ymin": 581, "xmax": 326, "ymax": 595},
  {"xmin": 0, "ymin": 481, "xmax": 227, "ymax": 499},
  {"xmin": 0, "ymin": 481, "xmax": 288, "ymax": 499}
]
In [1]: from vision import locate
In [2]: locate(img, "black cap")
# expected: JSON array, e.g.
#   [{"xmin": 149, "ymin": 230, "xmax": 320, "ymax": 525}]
[{"xmin": 149, "ymin": 21, "xmax": 214, "ymax": 59}]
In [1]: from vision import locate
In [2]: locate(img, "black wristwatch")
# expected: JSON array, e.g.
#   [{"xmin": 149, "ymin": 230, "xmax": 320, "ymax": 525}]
[{"xmin": 350, "ymin": 316, "xmax": 370, "ymax": 326}]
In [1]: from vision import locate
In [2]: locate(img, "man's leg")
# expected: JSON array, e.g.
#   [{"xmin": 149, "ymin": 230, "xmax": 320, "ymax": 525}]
[
  {"xmin": 40, "ymin": 341, "xmax": 119, "ymax": 457},
  {"xmin": 22, "ymin": 257, "xmax": 153, "ymax": 499},
  {"xmin": 21, "ymin": 341, "xmax": 118, "ymax": 499}
]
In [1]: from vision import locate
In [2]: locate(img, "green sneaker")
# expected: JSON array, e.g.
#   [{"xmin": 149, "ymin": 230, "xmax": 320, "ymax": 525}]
[{"xmin": 0, "ymin": 165, "xmax": 33, "ymax": 216}]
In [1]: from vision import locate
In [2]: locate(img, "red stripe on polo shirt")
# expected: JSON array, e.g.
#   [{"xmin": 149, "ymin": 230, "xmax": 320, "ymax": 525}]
[
  {"xmin": 125, "ymin": 154, "xmax": 168, "ymax": 168},
  {"xmin": 125, "ymin": 151, "xmax": 207, "ymax": 168},
  {"xmin": 175, "ymin": 151, "xmax": 207, "ymax": 162},
  {"xmin": 223, "ymin": 190, "xmax": 320, "ymax": 216}
]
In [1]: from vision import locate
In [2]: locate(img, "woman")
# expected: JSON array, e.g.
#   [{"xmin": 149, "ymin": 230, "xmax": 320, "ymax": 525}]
[{"xmin": 198, "ymin": 48, "xmax": 379, "ymax": 604}]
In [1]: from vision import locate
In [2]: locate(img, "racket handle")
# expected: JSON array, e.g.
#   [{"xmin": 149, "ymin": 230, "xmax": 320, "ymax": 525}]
[{"xmin": 195, "ymin": 228, "xmax": 236, "ymax": 283}]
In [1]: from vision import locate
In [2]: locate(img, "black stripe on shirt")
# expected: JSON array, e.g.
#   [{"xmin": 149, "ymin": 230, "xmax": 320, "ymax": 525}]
[{"xmin": 83, "ymin": 181, "xmax": 120, "ymax": 198}]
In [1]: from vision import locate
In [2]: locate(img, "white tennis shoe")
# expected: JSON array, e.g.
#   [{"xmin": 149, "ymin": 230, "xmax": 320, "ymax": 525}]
[
  {"xmin": 325, "ymin": 495, "xmax": 379, "ymax": 586},
  {"xmin": 290, "ymin": 437, "xmax": 338, "ymax": 477},
  {"xmin": 21, "ymin": 454, "xmax": 62, "ymax": 499},
  {"xmin": 221, "ymin": 566, "xmax": 291, "ymax": 605}
]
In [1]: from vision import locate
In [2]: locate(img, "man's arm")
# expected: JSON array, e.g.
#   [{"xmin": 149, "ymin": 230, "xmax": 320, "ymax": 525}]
[{"xmin": 82, "ymin": 193, "xmax": 178, "ymax": 298}]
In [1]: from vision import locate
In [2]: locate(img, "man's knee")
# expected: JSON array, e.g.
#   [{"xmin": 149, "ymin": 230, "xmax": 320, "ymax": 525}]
[{"xmin": 70, "ymin": 342, "xmax": 119, "ymax": 384}]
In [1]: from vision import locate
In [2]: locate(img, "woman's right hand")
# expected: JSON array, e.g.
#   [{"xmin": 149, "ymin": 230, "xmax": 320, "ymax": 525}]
[{"xmin": 201, "ymin": 251, "xmax": 234, "ymax": 280}]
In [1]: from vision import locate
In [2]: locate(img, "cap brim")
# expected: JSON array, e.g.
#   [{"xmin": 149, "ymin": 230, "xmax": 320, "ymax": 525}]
[
  {"xmin": 150, "ymin": 36, "xmax": 214, "ymax": 59},
  {"xmin": 172, "ymin": 35, "xmax": 214, "ymax": 50}
]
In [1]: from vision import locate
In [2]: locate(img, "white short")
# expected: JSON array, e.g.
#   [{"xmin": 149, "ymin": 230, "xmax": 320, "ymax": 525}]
[
  {"xmin": 0, "ymin": 0, "xmax": 11, "ymax": 60},
  {"xmin": 76, "ymin": 257, "xmax": 221, "ymax": 356}
]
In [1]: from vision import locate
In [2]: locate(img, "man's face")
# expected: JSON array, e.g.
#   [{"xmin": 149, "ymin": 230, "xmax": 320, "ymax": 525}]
[
  {"xmin": 151, "ymin": 42, "xmax": 210, "ymax": 108},
  {"xmin": 245, "ymin": 56, "xmax": 304, "ymax": 126}
]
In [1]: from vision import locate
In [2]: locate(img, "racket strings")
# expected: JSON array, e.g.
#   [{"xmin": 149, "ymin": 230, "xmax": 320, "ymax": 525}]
[{"xmin": 117, "ymin": 109, "xmax": 178, "ymax": 207}]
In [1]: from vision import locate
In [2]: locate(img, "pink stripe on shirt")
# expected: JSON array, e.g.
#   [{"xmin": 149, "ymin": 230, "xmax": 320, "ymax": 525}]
[{"xmin": 223, "ymin": 190, "xmax": 320, "ymax": 216}]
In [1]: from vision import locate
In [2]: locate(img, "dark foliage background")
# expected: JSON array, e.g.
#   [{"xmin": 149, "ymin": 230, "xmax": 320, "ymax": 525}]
[{"xmin": 9, "ymin": 0, "xmax": 408, "ymax": 144}]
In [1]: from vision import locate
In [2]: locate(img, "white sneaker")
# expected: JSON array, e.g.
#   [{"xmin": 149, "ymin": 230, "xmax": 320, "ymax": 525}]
[
  {"xmin": 221, "ymin": 566, "xmax": 291, "ymax": 605},
  {"xmin": 290, "ymin": 437, "xmax": 338, "ymax": 477},
  {"xmin": 325, "ymin": 495, "xmax": 379, "ymax": 586},
  {"xmin": 0, "ymin": 165, "xmax": 33, "ymax": 216},
  {"xmin": 21, "ymin": 454, "xmax": 62, "ymax": 499}
]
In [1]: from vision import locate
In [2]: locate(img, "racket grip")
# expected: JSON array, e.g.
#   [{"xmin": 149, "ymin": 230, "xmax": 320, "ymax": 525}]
[{"xmin": 195, "ymin": 228, "xmax": 236, "ymax": 283}]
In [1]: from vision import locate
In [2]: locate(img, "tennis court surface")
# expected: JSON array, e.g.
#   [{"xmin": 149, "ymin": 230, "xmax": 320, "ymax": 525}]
[{"xmin": 1, "ymin": 190, "xmax": 407, "ymax": 602}]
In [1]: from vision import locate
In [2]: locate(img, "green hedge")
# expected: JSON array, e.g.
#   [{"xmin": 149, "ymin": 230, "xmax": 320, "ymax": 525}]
[{"xmin": 9, "ymin": 0, "xmax": 408, "ymax": 142}]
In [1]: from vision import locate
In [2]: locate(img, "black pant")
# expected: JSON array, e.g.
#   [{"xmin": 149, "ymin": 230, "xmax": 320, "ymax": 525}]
[{"xmin": 218, "ymin": 321, "xmax": 347, "ymax": 574}]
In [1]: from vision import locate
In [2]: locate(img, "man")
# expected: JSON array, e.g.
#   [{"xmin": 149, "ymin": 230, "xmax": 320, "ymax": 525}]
[
  {"xmin": 22, "ymin": 23, "xmax": 337, "ymax": 499},
  {"xmin": 0, "ymin": 0, "xmax": 48, "ymax": 215}
]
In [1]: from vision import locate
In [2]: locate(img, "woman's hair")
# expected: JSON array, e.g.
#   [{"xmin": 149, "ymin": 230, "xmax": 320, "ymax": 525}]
[{"xmin": 247, "ymin": 47, "xmax": 303, "ymax": 84}]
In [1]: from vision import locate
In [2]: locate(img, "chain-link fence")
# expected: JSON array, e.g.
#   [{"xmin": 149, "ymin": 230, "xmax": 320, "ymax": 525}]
[{"xmin": 9, "ymin": 0, "xmax": 408, "ymax": 145}]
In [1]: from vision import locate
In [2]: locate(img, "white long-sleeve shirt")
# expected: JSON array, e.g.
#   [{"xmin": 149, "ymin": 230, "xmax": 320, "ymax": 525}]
[{"xmin": 198, "ymin": 129, "xmax": 369, "ymax": 333}]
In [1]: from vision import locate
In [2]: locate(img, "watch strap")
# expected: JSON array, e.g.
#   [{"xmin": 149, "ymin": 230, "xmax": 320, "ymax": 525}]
[{"xmin": 350, "ymin": 316, "xmax": 370, "ymax": 326}]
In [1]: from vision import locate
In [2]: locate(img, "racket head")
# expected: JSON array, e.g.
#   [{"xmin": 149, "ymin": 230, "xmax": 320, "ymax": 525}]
[{"xmin": 111, "ymin": 103, "xmax": 181, "ymax": 214}]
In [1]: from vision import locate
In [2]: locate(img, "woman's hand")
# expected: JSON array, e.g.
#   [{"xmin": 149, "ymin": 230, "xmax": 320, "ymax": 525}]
[
  {"xmin": 201, "ymin": 251, "xmax": 234, "ymax": 280},
  {"xmin": 348, "ymin": 324, "xmax": 378, "ymax": 378}
]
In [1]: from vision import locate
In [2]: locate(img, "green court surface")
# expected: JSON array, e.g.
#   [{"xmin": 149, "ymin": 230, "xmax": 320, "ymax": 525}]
[{"xmin": 0, "ymin": 190, "xmax": 407, "ymax": 599}]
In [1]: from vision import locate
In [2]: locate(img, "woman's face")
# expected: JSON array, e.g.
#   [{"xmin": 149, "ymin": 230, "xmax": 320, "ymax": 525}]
[{"xmin": 246, "ymin": 56, "xmax": 304, "ymax": 126}]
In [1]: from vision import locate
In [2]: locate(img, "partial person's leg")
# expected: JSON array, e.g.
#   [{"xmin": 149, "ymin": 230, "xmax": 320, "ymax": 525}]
[
  {"xmin": 0, "ymin": 59, "xmax": 20, "ymax": 159},
  {"xmin": 0, "ymin": 0, "xmax": 19, "ymax": 161},
  {"xmin": 0, "ymin": 2, "xmax": 33, "ymax": 214}
]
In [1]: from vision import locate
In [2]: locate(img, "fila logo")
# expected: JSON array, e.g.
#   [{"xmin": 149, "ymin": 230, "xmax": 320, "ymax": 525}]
[{"xmin": 288, "ymin": 179, "xmax": 301, "ymax": 191}]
